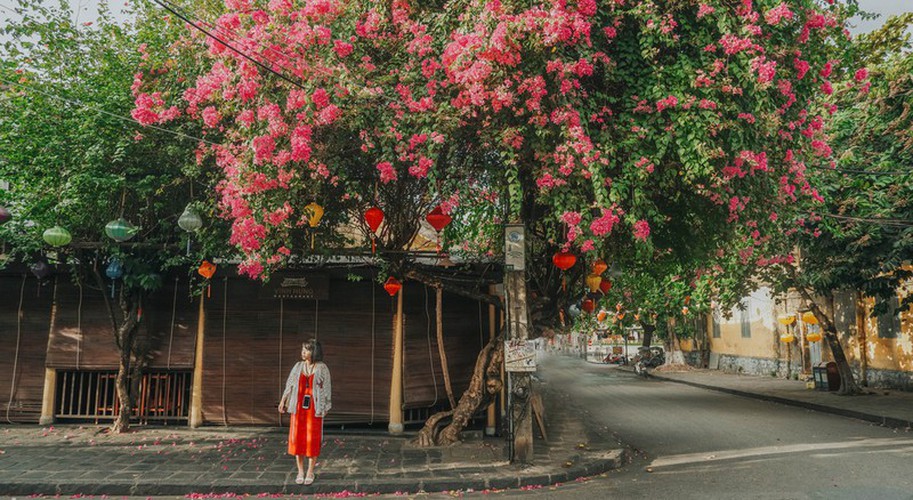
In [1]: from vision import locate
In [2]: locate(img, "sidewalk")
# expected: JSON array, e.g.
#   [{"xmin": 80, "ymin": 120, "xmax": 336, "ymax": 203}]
[
  {"xmin": 648, "ymin": 367, "xmax": 913, "ymax": 430},
  {"xmin": 0, "ymin": 377, "xmax": 624, "ymax": 496}
]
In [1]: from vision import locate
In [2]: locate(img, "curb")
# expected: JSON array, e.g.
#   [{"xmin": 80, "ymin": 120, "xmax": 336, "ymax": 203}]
[
  {"xmin": 0, "ymin": 449, "xmax": 627, "ymax": 496},
  {"xmin": 650, "ymin": 373, "xmax": 913, "ymax": 430}
]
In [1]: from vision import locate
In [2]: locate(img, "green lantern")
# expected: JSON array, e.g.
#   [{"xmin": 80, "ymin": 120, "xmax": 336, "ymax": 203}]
[
  {"xmin": 105, "ymin": 217, "xmax": 137, "ymax": 242},
  {"xmin": 42, "ymin": 226, "xmax": 72, "ymax": 247},
  {"xmin": 177, "ymin": 204, "xmax": 203, "ymax": 232}
]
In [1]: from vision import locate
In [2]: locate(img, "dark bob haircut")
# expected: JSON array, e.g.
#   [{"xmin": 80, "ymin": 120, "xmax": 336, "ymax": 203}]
[{"xmin": 303, "ymin": 339, "xmax": 324, "ymax": 362}]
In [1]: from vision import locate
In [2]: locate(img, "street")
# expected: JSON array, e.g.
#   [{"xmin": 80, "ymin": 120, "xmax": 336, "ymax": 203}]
[{"xmin": 484, "ymin": 356, "xmax": 913, "ymax": 499}]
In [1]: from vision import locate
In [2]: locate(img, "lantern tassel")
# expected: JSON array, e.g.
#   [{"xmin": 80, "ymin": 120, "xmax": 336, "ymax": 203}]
[
  {"xmin": 207, "ymin": 283, "xmax": 211, "ymax": 298},
  {"xmin": 111, "ymin": 281, "xmax": 116, "ymax": 299},
  {"xmin": 562, "ymin": 275, "xmax": 566, "ymax": 292},
  {"xmin": 371, "ymin": 237, "xmax": 376, "ymax": 255},
  {"xmin": 311, "ymin": 232, "xmax": 316, "ymax": 250},
  {"xmin": 186, "ymin": 239, "xmax": 191, "ymax": 256}
]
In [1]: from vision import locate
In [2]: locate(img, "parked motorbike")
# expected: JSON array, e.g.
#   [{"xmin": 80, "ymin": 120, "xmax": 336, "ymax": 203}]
[{"xmin": 632, "ymin": 346, "xmax": 665, "ymax": 375}]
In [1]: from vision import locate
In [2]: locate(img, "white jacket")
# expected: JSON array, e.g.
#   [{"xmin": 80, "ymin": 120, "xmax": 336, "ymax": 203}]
[{"xmin": 282, "ymin": 361, "xmax": 332, "ymax": 418}]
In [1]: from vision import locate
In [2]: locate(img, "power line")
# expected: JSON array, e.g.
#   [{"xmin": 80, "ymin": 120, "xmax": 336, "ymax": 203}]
[
  {"xmin": 147, "ymin": 0, "xmax": 309, "ymax": 92},
  {"xmin": 0, "ymin": 77, "xmax": 221, "ymax": 147}
]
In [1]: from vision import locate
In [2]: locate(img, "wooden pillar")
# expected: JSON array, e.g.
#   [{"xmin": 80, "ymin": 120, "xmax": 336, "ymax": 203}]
[
  {"xmin": 39, "ymin": 277, "xmax": 59, "ymax": 425},
  {"xmin": 486, "ymin": 298, "xmax": 497, "ymax": 436},
  {"xmin": 189, "ymin": 294, "xmax": 205, "ymax": 428},
  {"xmin": 39, "ymin": 368, "xmax": 57, "ymax": 425},
  {"xmin": 388, "ymin": 288, "xmax": 404, "ymax": 435},
  {"xmin": 505, "ymin": 268, "xmax": 532, "ymax": 463}
]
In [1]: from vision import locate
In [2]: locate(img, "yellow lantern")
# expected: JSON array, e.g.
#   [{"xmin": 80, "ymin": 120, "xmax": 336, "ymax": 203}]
[
  {"xmin": 305, "ymin": 202, "xmax": 324, "ymax": 228},
  {"xmin": 585, "ymin": 274, "xmax": 602, "ymax": 293},
  {"xmin": 780, "ymin": 333, "xmax": 796, "ymax": 343},
  {"xmin": 806, "ymin": 331, "xmax": 822, "ymax": 342},
  {"xmin": 777, "ymin": 314, "xmax": 796, "ymax": 326},
  {"xmin": 802, "ymin": 311, "xmax": 819, "ymax": 325}
]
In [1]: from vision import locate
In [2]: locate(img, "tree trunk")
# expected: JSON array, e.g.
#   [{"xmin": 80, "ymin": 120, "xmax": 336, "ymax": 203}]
[
  {"xmin": 641, "ymin": 322, "xmax": 656, "ymax": 348},
  {"xmin": 796, "ymin": 288, "xmax": 861, "ymax": 395},
  {"xmin": 416, "ymin": 332, "xmax": 504, "ymax": 447},
  {"xmin": 665, "ymin": 317, "xmax": 686, "ymax": 365},
  {"xmin": 435, "ymin": 286, "xmax": 456, "ymax": 409}
]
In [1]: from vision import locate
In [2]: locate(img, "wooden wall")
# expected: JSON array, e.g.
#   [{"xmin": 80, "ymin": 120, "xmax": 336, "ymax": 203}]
[
  {"xmin": 0, "ymin": 268, "xmax": 492, "ymax": 426},
  {"xmin": 0, "ymin": 273, "xmax": 53, "ymax": 423}
]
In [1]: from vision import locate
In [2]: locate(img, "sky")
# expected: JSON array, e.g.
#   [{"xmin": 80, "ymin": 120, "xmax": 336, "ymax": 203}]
[{"xmin": 1, "ymin": 0, "xmax": 911, "ymax": 37}]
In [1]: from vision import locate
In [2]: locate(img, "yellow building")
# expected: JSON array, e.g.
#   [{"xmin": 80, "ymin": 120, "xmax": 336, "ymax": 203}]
[{"xmin": 694, "ymin": 286, "xmax": 913, "ymax": 390}]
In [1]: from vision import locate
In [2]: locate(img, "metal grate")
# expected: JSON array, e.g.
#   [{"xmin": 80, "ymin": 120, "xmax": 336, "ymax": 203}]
[{"xmin": 55, "ymin": 370, "xmax": 191, "ymax": 424}]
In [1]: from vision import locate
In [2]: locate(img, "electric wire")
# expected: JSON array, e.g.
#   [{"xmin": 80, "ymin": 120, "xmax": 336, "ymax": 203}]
[
  {"xmin": 5, "ymin": 275, "xmax": 27, "ymax": 424},
  {"xmin": 808, "ymin": 165, "xmax": 913, "ymax": 176},
  {"xmin": 147, "ymin": 0, "xmax": 308, "ymax": 92}
]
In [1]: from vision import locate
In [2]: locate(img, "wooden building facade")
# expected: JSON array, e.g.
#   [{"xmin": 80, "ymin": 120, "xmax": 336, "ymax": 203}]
[{"xmin": 1, "ymin": 267, "xmax": 496, "ymax": 427}]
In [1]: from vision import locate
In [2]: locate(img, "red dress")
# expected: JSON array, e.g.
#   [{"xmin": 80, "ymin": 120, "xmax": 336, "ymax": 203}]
[{"xmin": 288, "ymin": 371, "xmax": 323, "ymax": 457}]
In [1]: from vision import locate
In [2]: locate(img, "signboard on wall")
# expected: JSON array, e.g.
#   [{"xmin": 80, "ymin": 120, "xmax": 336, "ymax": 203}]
[
  {"xmin": 505, "ymin": 224, "xmax": 525, "ymax": 271},
  {"xmin": 504, "ymin": 339, "xmax": 536, "ymax": 372},
  {"xmin": 261, "ymin": 274, "xmax": 329, "ymax": 300}
]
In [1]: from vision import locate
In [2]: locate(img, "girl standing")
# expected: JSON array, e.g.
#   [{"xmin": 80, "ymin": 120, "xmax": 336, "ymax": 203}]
[{"xmin": 279, "ymin": 339, "xmax": 332, "ymax": 485}]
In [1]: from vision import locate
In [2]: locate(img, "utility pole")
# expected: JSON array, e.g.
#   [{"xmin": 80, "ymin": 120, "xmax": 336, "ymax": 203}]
[{"xmin": 504, "ymin": 223, "xmax": 533, "ymax": 463}]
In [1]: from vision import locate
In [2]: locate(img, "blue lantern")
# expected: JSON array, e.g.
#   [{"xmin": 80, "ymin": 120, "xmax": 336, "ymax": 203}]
[{"xmin": 106, "ymin": 258, "xmax": 124, "ymax": 297}]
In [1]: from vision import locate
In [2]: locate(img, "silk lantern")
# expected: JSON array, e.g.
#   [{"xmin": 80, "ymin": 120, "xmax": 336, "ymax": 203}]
[
  {"xmin": 585, "ymin": 274, "xmax": 602, "ymax": 293},
  {"xmin": 305, "ymin": 202, "xmax": 324, "ymax": 249},
  {"xmin": 106, "ymin": 258, "xmax": 124, "ymax": 298},
  {"xmin": 383, "ymin": 276, "xmax": 402, "ymax": 296},
  {"xmin": 198, "ymin": 260, "xmax": 216, "ymax": 297},
  {"xmin": 552, "ymin": 251, "xmax": 576, "ymax": 291},
  {"xmin": 30, "ymin": 261, "xmax": 51, "ymax": 280},
  {"xmin": 0, "ymin": 205, "xmax": 10, "ymax": 225},
  {"xmin": 178, "ymin": 204, "xmax": 203, "ymax": 255},
  {"xmin": 105, "ymin": 217, "xmax": 137, "ymax": 242},
  {"xmin": 591, "ymin": 259, "xmax": 608, "ymax": 276},
  {"xmin": 426, "ymin": 205, "xmax": 452, "ymax": 251},
  {"xmin": 42, "ymin": 226, "xmax": 72, "ymax": 247},
  {"xmin": 599, "ymin": 279, "xmax": 612, "ymax": 295},
  {"xmin": 581, "ymin": 298, "xmax": 595, "ymax": 314},
  {"xmin": 364, "ymin": 206, "xmax": 384, "ymax": 254},
  {"xmin": 806, "ymin": 331, "xmax": 822, "ymax": 343}
]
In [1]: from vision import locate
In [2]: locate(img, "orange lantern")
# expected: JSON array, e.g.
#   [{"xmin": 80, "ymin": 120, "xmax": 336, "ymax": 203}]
[
  {"xmin": 585, "ymin": 274, "xmax": 602, "ymax": 293},
  {"xmin": 197, "ymin": 260, "xmax": 216, "ymax": 298},
  {"xmin": 591, "ymin": 259, "xmax": 608, "ymax": 276},
  {"xmin": 198, "ymin": 260, "xmax": 216, "ymax": 279},
  {"xmin": 364, "ymin": 206, "xmax": 384, "ymax": 254},
  {"xmin": 597, "ymin": 310, "xmax": 607, "ymax": 322},
  {"xmin": 383, "ymin": 276, "xmax": 402, "ymax": 297}
]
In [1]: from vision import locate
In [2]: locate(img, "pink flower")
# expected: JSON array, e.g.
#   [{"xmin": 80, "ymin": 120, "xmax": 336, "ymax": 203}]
[
  {"xmin": 590, "ymin": 208, "xmax": 620, "ymax": 237},
  {"xmin": 561, "ymin": 211, "xmax": 582, "ymax": 226},
  {"xmin": 633, "ymin": 220, "xmax": 650, "ymax": 241},
  {"xmin": 333, "ymin": 40, "xmax": 354, "ymax": 58},
  {"xmin": 656, "ymin": 95, "xmax": 678, "ymax": 112},
  {"xmin": 408, "ymin": 157, "xmax": 433, "ymax": 178},
  {"xmin": 764, "ymin": 3, "xmax": 794, "ymax": 26},
  {"xmin": 311, "ymin": 88, "xmax": 330, "ymax": 109},
  {"xmin": 376, "ymin": 161, "xmax": 397, "ymax": 183},
  {"xmin": 697, "ymin": 4, "xmax": 715, "ymax": 18},
  {"xmin": 580, "ymin": 239, "xmax": 595, "ymax": 252},
  {"xmin": 202, "ymin": 106, "xmax": 221, "ymax": 128},
  {"xmin": 854, "ymin": 68, "xmax": 868, "ymax": 82}
]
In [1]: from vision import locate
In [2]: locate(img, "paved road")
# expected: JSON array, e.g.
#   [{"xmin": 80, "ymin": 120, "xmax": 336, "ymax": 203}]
[{"xmin": 493, "ymin": 356, "xmax": 913, "ymax": 500}]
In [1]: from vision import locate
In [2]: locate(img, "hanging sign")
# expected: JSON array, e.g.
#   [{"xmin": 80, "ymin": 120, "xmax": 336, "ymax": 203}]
[
  {"xmin": 504, "ymin": 339, "xmax": 537, "ymax": 372},
  {"xmin": 262, "ymin": 274, "xmax": 329, "ymax": 300}
]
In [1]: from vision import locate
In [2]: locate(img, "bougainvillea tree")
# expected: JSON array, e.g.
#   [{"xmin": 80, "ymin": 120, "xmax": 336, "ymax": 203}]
[{"xmin": 134, "ymin": 0, "xmax": 858, "ymax": 441}]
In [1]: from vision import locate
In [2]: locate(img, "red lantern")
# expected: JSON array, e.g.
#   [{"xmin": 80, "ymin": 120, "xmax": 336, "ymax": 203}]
[
  {"xmin": 552, "ymin": 251, "xmax": 576, "ymax": 271},
  {"xmin": 591, "ymin": 259, "xmax": 608, "ymax": 276},
  {"xmin": 581, "ymin": 299, "xmax": 595, "ymax": 314},
  {"xmin": 599, "ymin": 279, "xmax": 612, "ymax": 294},
  {"xmin": 364, "ymin": 206, "xmax": 384, "ymax": 254},
  {"xmin": 552, "ymin": 251, "xmax": 576, "ymax": 292},
  {"xmin": 425, "ymin": 205, "xmax": 452, "ymax": 233},
  {"xmin": 364, "ymin": 206, "xmax": 384, "ymax": 233},
  {"xmin": 383, "ymin": 276, "xmax": 402, "ymax": 297}
]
